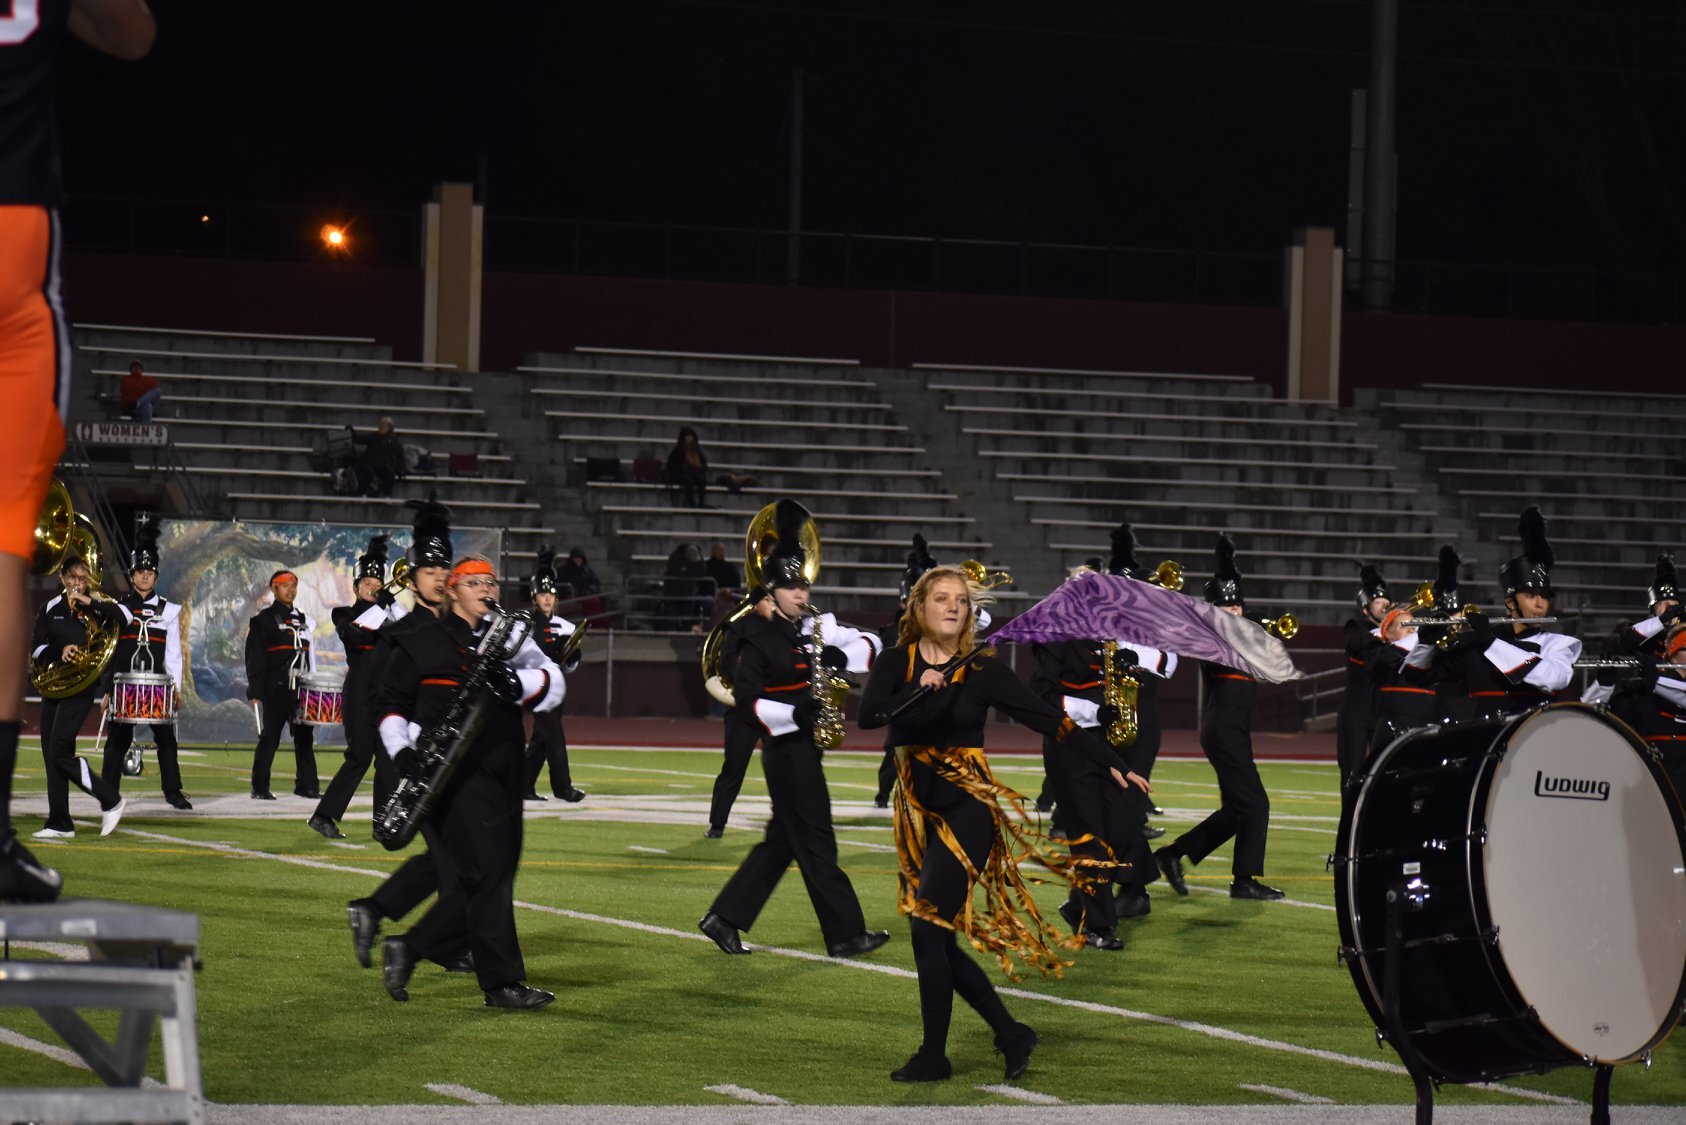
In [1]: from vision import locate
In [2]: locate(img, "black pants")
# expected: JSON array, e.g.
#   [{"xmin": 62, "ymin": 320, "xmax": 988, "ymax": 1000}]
[
  {"xmin": 251, "ymin": 683, "xmax": 318, "ymax": 795},
  {"xmin": 1129, "ymin": 690, "xmax": 1164, "ymax": 780},
  {"xmin": 875, "ymin": 745, "xmax": 897, "ymax": 803},
  {"xmin": 38, "ymin": 693, "xmax": 120, "ymax": 832},
  {"xmin": 1170, "ymin": 708, "xmax": 1269, "ymax": 878},
  {"xmin": 316, "ymin": 678, "xmax": 387, "ymax": 824},
  {"xmin": 523, "ymin": 709, "xmax": 573, "ymax": 796},
  {"xmin": 907, "ymin": 764, "xmax": 1014, "ymax": 1056},
  {"xmin": 671, "ymin": 469, "xmax": 707, "ymax": 508},
  {"xmin": 101, "ymin": 720, "xmax": 183, "ymax": 794},
  {"xmin": 401, "ymin": 764, "xmax": 525, "ymax": 991},
  {"xmin": 707, "ymin": 712, "xmax": 759, "ymax": 830},
  {"xmin": 1056, "ymin": 758, "xmax": 1155, "ymax": 931},
  {"xmin": 710, "ymin": 736, "xmax": 866, "ymax": 945},
  {"xmin": 368, "ymin": 851, "xmax": 437, "ymax": 923},
  {"xmin": 1335, "ymin": 697, "xmax": 1374, "ymax": 789}
]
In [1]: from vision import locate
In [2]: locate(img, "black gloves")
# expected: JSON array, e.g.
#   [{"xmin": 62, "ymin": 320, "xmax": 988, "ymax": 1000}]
[
  {"xmin": 375, "ymin": 586, "xmax": 397, "ymax": 609},
  {"xmin": 1630, "ymin": 652, "xmax": 1662, "ymax": 691},
  {"xmin": 819, "ymin": 645, "xmax": 849, "ymax": 673},
  {"xmin": 1415, "ymin": 620, "xmax": 1450, "ymax": 647},
  {"xmin": 1596, "ymin": 663, "xmax": 1620, "ymax": 688},
  {"xmin": 490, "ymin": 663, "xmax": 523, "ymax": 704},
  {"xmin": 1464, "ymin": 611, "xmax": 1494, "ymax": 644},
  {"xmin": 1116, "ymin": 648, "xmax": 1140, "ymax": 669},
  {"xmin": 1096, "ymin": 703, "xmax": 1122, "ymax": 731},
  {"xmin": 1661, "ymin": 603, "xmax": 1685, "ymax": 627},
  {"xmin": 395, "ymin": 746, "xmax": 427, "ymax": 779},
  {"xmin": 793, "ymin": 696, "xmax": 821, "ymax": 728}
]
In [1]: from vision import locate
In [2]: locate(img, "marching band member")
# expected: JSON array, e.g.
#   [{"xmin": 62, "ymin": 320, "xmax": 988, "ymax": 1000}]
[
  {"xmin": 860, "ymin": 566, "xmax": 1149, "ymax": 1082},
  {"xmin": 99, "ymin": 518, "xmax": 190, "ymax": 809},
  {"xmin": 375, "ymin": 554, "xmax": 563, "ymax": 1009},
  {"xmin": 705, "ymin": 586, "xmax": 774, "ymax": 837},
  {"xmin": 1103, "ymin": 525, "xmax": 1177, "ymax": 789},
  {"xmin": 1415, "ymin": 509, "xmax": 1580, "ymax": 723},
  {"xmin": 874, "ymin": 534, "xmax": 937, "ymax": 808},
  {"xmin": 1155, "ymin": 535, "xmax": 1283, "ymax": 901},
  {"xmin": 244, "ymin": 568, "xmax": 319, "ymax": 800},
  {"xmin": 1337, "ymin": 563, "xmax": 1390, "ymax": 786},
  {"xmin": 1603, "ymin": 623, "xmax": 1686, "ymax": 798},
  {"xmin": 29, "ymin": 555, "xmax": 127, "ymax": 840},
  {"xmin": 524, "ymin": 548, "xmax": 585, "ymax": 804},
  {"xmin": 699, "ymin": 500, "xmax": 890, "ymax": 959},
  {"xmin": 1364, "ymin": 548, "xmax": 1459, "ymax": 762},
  {"xmin": 309, "ymin": 535, "xmax": 404, "ymax": 839},
  {"xmin": 1585, "ymin": 555, "xmax": 1682, "ymax": 709}
]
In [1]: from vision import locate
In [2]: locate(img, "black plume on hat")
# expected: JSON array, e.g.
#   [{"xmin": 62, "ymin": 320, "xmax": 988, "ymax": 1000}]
[
  {"xmin": 1107, "ymin": 523, "xmax": 1143, "ymax": 579},
  {"xmin": 1500, "ymin": 507, "xmax": 1554, "ymax": 598},
  {"xmin": 407, "ymin": 493, "xmax": 454, "ymax": 570},
  {"xmin": 356, "ymin": 534, "xmax": 389, "ymax": 581},
  {"xmin": 1433, "ymin": 545, "xmax": 1462, "ymax": 609},
  {"xmin": 899, "ymin": 532, "xmax": 937, "ymax": 601},
  {"xmin": 532, "ymin": 544, "xmax": 560, "ymax": 596},
  {"xmin": 129, "ymin": 512, "xmax": 161, "ymax": 573},
  {"xmin": 1356, "ymin": 561, "xmax": 1388, "ymax": 609},
  {"xmin": 762, "ymin": 499, "xmax": 813, "ymax": 589},
  {"xmin": 1202, "ymin": 533, "xmax": 1244, "ymax": 607},
  {"xmin": 1648, "ymin": 554, "xmax": 1680, "ymax": 608}
]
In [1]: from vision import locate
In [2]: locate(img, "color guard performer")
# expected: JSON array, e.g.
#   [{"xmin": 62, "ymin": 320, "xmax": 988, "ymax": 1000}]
[
  {"xmin": 698, "ymin": 500, "xmax": 890, "ymax": 959},
  {"xmin": 1414, "ymin": 509, "xmax": 1580, "ymax": 722},
  {"xmin": 99, "ymin": 518, "xmax": 190, "ymax": 809},
  {"xmin": 1336, "ymin": 562, "xmax": 1390, "ymax": 786},
  {"xmin": 1155, "ymin": 535, "xmax": 1283, "ymax": 900},
  {"xmin": 309, "ymin": 536, "xmax": 404, "ymax": 839},
  {"xmin": 29, "ymin": 555, "xmax": 127, "ymax": 840},
  {"xmin": 376, "ymin": 554, "xmax": 564, "ymax": 1008},
  {"xmin": 244, "ymin": 569, "xmax": 320, "ymax": 800},
  {"xmin": 523, "ymin": 548, "xmax": 585, "ymax": 804}
]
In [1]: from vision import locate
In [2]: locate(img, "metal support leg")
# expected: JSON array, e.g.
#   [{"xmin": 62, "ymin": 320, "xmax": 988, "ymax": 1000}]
[
  {"xmin": 1590, "ymin": 1063, "xmax": 1614, "ymax": 1125},
  {"xmin": 1384, "ymin": 885, "xmax": 1436, "ymax": 1125}
]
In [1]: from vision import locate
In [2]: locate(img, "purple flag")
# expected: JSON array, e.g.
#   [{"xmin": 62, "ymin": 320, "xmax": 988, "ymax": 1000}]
[{"xmin": 988, "ymin": 573, "xmax": 1303, "ymax": 684}]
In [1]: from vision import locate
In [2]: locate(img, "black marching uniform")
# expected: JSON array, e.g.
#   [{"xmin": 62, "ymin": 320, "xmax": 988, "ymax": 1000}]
[
  {"xmin": 314, "ymin": 608, "xmax": 404, "ymax": 834},
  {"xmin": 1336, "ymin": 563, "xmax": 1390, "ymax": 787},
  {"xmin": 707, "ymin": 606, "xmax": 766, "ymax": 834},
  {"xmin": 99, "ymin": 589, "xmax": 187, "ymax": 802},
  {"xmin": 377, "ymin": 608, "xmax": 561, "ymax": 999},
  {"xmin": 30, "ymin": 593, "xmax": 125, "ymax": 833},
  {"xmin": 523, "ymin": 612, "xmax": 583, "ymax": 801},
  {"xmin": 244, "ymin": 596, "xmax": 319, "ymax": 798}
]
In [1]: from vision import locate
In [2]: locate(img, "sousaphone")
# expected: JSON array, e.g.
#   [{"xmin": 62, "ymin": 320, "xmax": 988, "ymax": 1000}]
[{"xmin": 701, "ymin": 502, "xmax": 822, "ymax": 706}]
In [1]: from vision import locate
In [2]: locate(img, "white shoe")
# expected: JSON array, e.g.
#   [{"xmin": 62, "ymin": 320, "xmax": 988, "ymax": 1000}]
[
  {"xmin": 32, "ymin": 827, "xmax": 75, "ymax": 840},
  {"xmin": 100, "ymin": 798, "xmax": 127, "ymax": 838}
]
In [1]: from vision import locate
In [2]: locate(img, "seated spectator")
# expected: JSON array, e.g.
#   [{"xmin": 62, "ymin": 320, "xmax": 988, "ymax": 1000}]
[
  {"xmin": 660, "ymin": 543, "xmax": 713, "ymax": 631},
  {"xmin": 664, "ymin": 426, "xmax": 710, "ymax": 509},
  {"xmin": 705, "ymin": 540, "xmax": 740, "ymax": 606},
  {"xmin": 556, "ymin": 548, "xmax": 601, "ymax": 597},
  {"xmin": 121, "ymin": 361, "xmax": 162, "ymax": 422},
  {"xmin": 356, "ymin": 416, "xmax": 405, "ymax": 497}
]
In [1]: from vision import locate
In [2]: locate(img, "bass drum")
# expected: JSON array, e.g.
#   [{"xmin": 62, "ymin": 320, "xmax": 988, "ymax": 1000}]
[{"xmin": 1336, "ymin": 703, "xmax": 1686, "ymax": 1083}]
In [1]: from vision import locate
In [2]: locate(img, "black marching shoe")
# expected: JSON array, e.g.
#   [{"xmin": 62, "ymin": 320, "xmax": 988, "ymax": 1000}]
[
  {"xmin": 382, "ymin": 937, "xmax": 416, "ymax": 1001},
  {"xmin": 308, "ymin": 815, "xmax": 345, "ymax": 840},
  {"xmin": 703, "ymin": 826, "xmax": 724, "ymax": 839},
  {"xmin": 827, "ymin": 930, "xmax": 891, "ymax": 959},
  {"xmin": 1035, "ymin": 793, "xmax": 1055, "ymax": 814},
  {"xmin": 294, "ymin": 786, "xmax": 322, "ymax": 800},
  {"xmin": 445, "ymin": 950, "xmax": 476, "ymax": 974},
  {"xmin": 522, "ymin": 791, "xmax": 547, "ymax": 802},
  {"xmin": 1154, "ymin": 848, "xmax": 1188, "ymax": 896},
  {"xmin": 1230, "ymin": 878, "xmax": 1285, "ymax": 901},
  {"xmin": 890, "ymin": 1051, "xmax": 953, "ymax": 1083},
  {"xmin": 872, "ymin": 793, "xmax": 889, "ymax": 809},
  {"xmin": 698, "ymin": 912, "xmax": 750, "ymax": 955},
  {"xmin": 1086, "ymin": 928, "xmax": 1124, "ymax": 951},
  {"xmin": 995, "ymin": 1022, "xmax": 1039, "ymax": 1081},
  {"xmin": 164, "ymin": 790, "xmax": 193, "ymax": 810},
  {"xmin": 557, "ymin": 787, "xmax": 586, "ymax": 803},
  {"xmin": 0, "ymin": 829, "xmax": 63, "ymax": 903},
  {"xmin": 251, "ymin": 788, "xmax": 277, "ymax": 801},
  {"xmin": 1114, "ymin": 887, "xmax": 1152, "ymax": 919},
  {"xmin": 1142, "ymin": 824, "xmax": 1165, "ymax": 840},
  {"xmin": 347, "ymin": 900, "xmax": 381, "ymax": 968},
  {"xmin": 484, "ymin": 983, "xmax": 555, "ymax": 1009},
  {"xmin": 1057, "ymin": 898, "xmax": 1084, "ymax": 933}
]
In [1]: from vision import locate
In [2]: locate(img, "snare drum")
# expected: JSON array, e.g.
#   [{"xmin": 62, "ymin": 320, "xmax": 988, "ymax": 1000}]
[
  {"xmin": 110, "ymin": 671, "xmax": 177, "ymax": 725},
  {"xmin": 1337, "ymin": 703, "xmax": 1686, "ymax": 1083},
  {"xmin": 293, "ymin": 672, "xmax": 346, "ymax": 726}
]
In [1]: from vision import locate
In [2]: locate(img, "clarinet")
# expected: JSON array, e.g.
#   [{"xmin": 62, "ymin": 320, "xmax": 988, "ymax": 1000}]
[{"xmin": 373, "ymin": 603, "xmax": 529, "ymax": 851}]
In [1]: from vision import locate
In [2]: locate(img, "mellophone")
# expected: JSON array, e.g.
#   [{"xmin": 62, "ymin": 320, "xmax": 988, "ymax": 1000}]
[
  {"xmin": 1336, "ymin": 702, "xmax": 1686, "ymax": 1103},
  {"xmin": 110, "ymin": 671, "xmax": 177, "ymax": 725},
  {"xmin": 293, "ymin": 671, "xmax": 346, "ymax": 726}
]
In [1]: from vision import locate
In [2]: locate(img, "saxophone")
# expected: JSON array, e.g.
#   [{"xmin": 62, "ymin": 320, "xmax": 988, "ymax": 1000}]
[
  {"xmin": 805, "ymin": 607, "xmax": 850, "ymax": 750},
  {"xmin": 1101, "ymin": 640, "xmax": 1140, "ymax": 747},
  {"xmin": 374, "ymin": 603, "xmax": 530, "ymax": 851}
]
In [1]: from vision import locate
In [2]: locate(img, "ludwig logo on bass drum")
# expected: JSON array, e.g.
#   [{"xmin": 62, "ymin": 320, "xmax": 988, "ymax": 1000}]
[{"xmin": 1534, "ymin": 770, "xmax": 1611, "ymax": 801}]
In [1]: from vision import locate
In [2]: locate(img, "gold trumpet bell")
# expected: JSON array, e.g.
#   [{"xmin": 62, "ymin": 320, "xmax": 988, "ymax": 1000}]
[
  {"xmin": 1261, "ymin": 613, "xmax": 1299, "ymax": 641},
  {"xmin": 1150, "ymin": 560, "xmax": 1184, "ymax": 592},
  {"xmin": 960, "ymin": 559, "xmax": 1013, "ymax": 589}
]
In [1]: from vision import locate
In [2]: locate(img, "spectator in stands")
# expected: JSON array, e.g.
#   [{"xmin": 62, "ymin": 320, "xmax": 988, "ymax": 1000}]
[
  {"xmin": 357, "ymin": 417, "xmax": 405, "ymax": 498},
  {"xmin": 121, "ymin": 361, "xmax": 162, "ymax": 423},
  {"xmin": 664, "ymin": 426, "xmax": 710, "ymax": 509},
  {"xmin": 556, "ymin": 548, "xmax": 600, "ymax": 597},
  {"xmin": 706, "ymin": 541, "xmax": 740, "ymax": 604},
  {"xmin": 661, "ymin": 543, "xmax": 713, "ymax": 631}
]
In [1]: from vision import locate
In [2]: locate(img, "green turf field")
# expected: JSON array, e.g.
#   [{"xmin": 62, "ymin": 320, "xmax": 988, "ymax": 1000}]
[{"xmin": 3, "ymin": 741, "xmax": 1682, "ymax": 1109}]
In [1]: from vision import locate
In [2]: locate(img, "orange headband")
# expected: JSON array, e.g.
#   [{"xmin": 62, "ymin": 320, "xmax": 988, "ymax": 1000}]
[
  {"xmin": 271, "ymin": 571, "xmax": 297, "ymax": 587},
  {"xmin": 447, "ymin": 559, "xmax": 495, "ymax": 587}
]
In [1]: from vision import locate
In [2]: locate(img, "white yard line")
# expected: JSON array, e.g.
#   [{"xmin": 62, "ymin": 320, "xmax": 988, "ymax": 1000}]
[
  {"xmin": 424, "ymin": 1083, "xmax": 503, "ymax": 1105},
  {"xmin": 626, "ymin": 845, "xmax": 670, "ymax": 855},
  {"xmin": 977, "ymin": 1084, "xmax": 1064, "ymax": 1105},
  {"xmin": 704, "ymin": 1083, "xmax": 788, "ymax": 1105},
  {"xmin": 1239, "ymin": 1083, "xmax": 1334, "ymax": 1104}
]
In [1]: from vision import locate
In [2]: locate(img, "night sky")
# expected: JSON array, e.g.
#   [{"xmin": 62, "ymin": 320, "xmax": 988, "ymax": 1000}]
[{"xmin": 56, "ymin": 1, "xmax": 1686, "ymax": 300}]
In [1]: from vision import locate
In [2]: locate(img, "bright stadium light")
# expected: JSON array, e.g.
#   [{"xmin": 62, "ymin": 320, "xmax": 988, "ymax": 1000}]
[{"xmin": 320, "ymin": 224, "xmax": 348, "ymax": 252}]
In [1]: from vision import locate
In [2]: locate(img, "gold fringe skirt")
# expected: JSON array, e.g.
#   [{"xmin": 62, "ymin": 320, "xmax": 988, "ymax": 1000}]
[{"xmin": 892, "ymin": 744, "xmax": 1113, "ymax": 980}]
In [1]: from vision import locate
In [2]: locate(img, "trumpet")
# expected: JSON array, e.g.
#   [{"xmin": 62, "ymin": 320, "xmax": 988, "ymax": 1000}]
[
  {"xmin": 1147, "ymin": 560, "xmax": 1184, "ymax": 592},
  {"xmin": 960, "ymin": 560, "xmax": 1014, "ymax": 590},
  {"xmin": 1260, "ymin": 613, "xmax": 1298, "ymax": 641}
]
